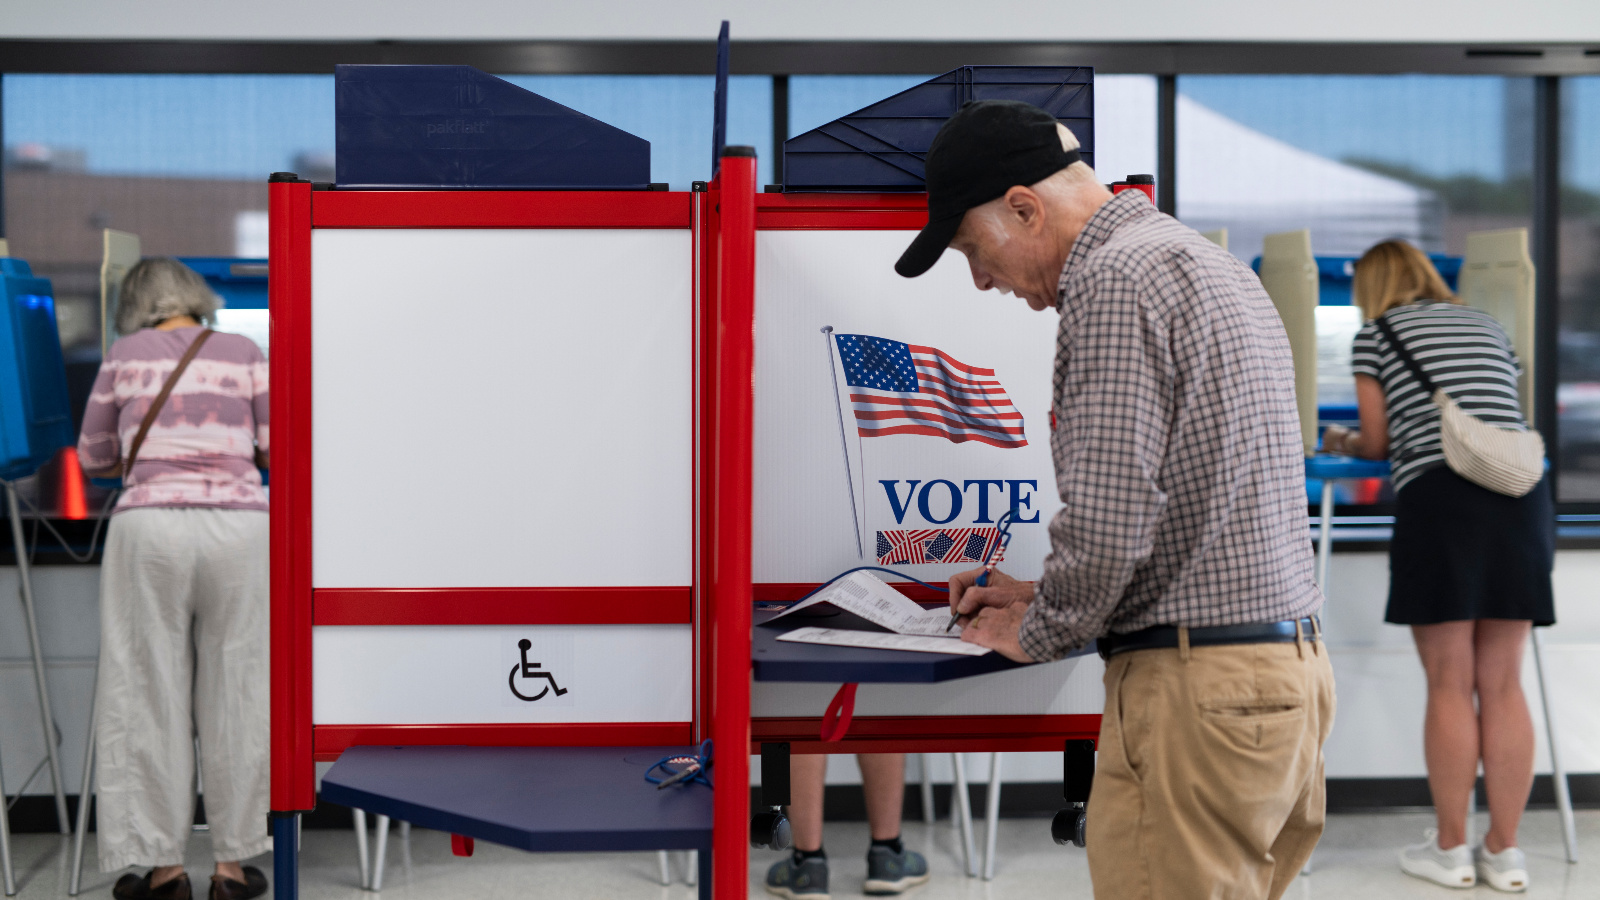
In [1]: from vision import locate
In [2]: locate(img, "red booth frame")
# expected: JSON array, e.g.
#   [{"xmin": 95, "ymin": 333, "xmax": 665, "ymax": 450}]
[{"xmin": 269, "ymin": 156, "xmax": 759, "ymax": 898}]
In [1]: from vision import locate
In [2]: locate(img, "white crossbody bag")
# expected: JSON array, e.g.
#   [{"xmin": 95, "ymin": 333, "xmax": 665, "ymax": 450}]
[{"xmin": 1375, "ymin": 316, "xmax": 1545, "ymax": 498}]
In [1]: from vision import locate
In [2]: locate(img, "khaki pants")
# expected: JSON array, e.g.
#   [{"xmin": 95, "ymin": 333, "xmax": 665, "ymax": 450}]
[
  {"xmin": 1087, "ymin": 633, "xmax": 1336, "ymax": 900},
  {"xmin": 95, "ymin": 508, "xmax": 271, "ymax": 871}
]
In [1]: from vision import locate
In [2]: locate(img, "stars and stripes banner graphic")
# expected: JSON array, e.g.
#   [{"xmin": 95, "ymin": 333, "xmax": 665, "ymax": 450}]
[
  {"xmin": 875, "ymin": 528, "xmax": 1001, "ymax": 565},
  {"xmin": 834, "ymin": 334, "xmax": 1027, "ymax": 449}
]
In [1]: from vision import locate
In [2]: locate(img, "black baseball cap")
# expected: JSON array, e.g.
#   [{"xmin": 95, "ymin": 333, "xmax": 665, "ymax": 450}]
[{"xmin": 895, "ymin": 100, "xmax": 1081, "ymax": 278}]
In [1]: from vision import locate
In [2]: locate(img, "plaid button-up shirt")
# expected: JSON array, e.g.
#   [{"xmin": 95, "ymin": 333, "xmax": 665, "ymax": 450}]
[{"xmin": 1018, "ymin": 190, "xmax": 1322, "ymax": 662}]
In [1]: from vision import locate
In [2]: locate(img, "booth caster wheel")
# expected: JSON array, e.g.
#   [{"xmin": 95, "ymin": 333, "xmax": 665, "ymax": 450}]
[
  {"xmin": 751, "ymin": 809, "xmax": 792, "ymax": 850},
  {"xmin": 1051, "ymin": 807, "xmax": 1086, "ymax": 848}
]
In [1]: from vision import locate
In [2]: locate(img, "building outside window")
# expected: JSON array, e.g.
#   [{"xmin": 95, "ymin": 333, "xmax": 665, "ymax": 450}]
[{"xmin": 1558, "ymin": 76, "xmax": 1600, "ymax": 503}]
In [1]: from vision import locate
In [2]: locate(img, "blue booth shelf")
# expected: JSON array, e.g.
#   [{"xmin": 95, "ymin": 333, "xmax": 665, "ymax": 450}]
[
  {"xmin": 336, "ymin": 65, "xmax": 652, "ymax": 191},
  {"xmin": 752, "ymin": 607, "xmax": 1094, "ymax": 683},
  {"xmin": 0, "ymin": 259, "xmax": 73, "ymax": 480},
  {"xmin": 321, "ymin": 746, "xmax": 713, "ymax": 855},
  {"xmin": 1251, "ymin": 253, "xmax": 1463, "ymax": 307},
  {"xmin": 1305, "ymin": 454, "xmax": 1390, "ymax": 481},
  {"xmin": 781, "ymin": 66, "xmax": 1093, "ymax": 192}
]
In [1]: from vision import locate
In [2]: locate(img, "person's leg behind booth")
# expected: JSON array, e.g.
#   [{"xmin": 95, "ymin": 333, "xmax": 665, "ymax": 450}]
[
  {"xmin": 766, "ymin": 754, "xmax": 929, "ymax": 898},
  {"xmin": 191, "ymin": 510, "xmax": 272, "ymax": 900},
  {"xmin": 95, "ymin": 510, "xmax": 201, "ymax": 899},
  {"xmin": 1086, "ymin": 635, "xmax": 1336, "ymax": 900},
  {"xmin": 858, "ymin": 754, "xmax": 928, "ymax": 895},
  {"xmin": 766, "ymin": 755, "xmax": 828, "ymax": 899},
  {"xmin": 1401, "ymin": 620, "xmax": 1481, "ymax": 888}
]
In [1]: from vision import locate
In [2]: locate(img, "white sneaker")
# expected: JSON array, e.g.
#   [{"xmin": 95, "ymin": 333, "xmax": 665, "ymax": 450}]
[
  {"xmin": 1475, "ymin": 843, "xmax": 1529, "ymax": 892},
  {"xmin": 1399, "ymin": 829, "xmax": 1475, "ymax": 888}
]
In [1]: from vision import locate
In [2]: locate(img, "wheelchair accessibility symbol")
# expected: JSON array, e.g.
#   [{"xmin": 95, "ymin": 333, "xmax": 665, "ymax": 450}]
[{"xmin": 508, "ymin": 638, "xmax": 569, "ymax": 702}]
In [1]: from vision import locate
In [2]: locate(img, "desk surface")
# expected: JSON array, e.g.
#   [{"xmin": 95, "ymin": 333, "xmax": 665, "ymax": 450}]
[
  {"xmin": 320, "ymin": 746, "xmax": 713, "ymax": 853},
  {"xmin": 1305, "ymin": 454, "xmax": 1390, "ymax": 480},
  {"xmin": 752, "ymin": 607, "xmax": 1094, "ymax": 683}
]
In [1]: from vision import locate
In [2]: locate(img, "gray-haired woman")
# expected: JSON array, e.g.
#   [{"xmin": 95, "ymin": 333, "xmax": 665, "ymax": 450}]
[{"xmin": 77, "ymin": 258, "xmax": 270, "ymax": 900}]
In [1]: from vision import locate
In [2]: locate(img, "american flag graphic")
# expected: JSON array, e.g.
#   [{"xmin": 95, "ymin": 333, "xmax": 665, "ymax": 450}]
[
  {"xmin": 876, "ymin": 528, "xmax": 1002, "ymax": 565},
  {"xmin": 834, "ymin": 334, "xmax": 1026, "ymax": 449}
]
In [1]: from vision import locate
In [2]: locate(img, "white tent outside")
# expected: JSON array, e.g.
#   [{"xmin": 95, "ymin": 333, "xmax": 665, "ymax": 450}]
[
  {"xmin": 1092, "ymin": 78, "xmax": 1438, "ymax": 264},
  {"xmin": 1177, "ymin": 95, "xmax": 1440, "ymax": 262}
]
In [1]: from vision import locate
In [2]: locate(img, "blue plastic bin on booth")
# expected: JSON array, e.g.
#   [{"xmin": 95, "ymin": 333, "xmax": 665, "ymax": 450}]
[
  {"xmin": 0, "ymin": 259, "xmax": 74, "ymax": 480},
  {"xmin": 335, "ymin": 64, "xmax": 653, "ymax": 191}
]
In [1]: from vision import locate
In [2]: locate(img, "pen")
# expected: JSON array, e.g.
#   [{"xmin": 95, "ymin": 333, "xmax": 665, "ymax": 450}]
[{"xmin": 948, "ymin": 511, "xmax": 1013, "ymax": 633}]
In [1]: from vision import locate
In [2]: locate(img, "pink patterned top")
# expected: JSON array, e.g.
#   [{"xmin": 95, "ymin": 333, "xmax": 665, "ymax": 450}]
[{"xmin": 77, "ymin": 326, "xmax": 269, "ymax": 513}]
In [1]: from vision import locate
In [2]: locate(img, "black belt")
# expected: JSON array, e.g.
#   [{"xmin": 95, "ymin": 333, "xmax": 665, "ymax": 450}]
[{"xmin": 1098, "ymin": 617, "xmax": 1320, "ymax": 659}]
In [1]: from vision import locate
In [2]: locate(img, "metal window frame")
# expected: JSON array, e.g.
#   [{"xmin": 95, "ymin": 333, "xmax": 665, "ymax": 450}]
[{"xmin": 2, "ymin": 37, "xmax": 1596, "ymax": 511}]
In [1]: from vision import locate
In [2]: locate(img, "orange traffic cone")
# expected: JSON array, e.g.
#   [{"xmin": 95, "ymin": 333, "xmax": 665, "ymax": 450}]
[{"xmin": 55, "ymin": 446, "xmax": 87, "ymax": 520}]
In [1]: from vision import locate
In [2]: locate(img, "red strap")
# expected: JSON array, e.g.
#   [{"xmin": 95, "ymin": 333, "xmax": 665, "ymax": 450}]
[
  {"xmin": 820, "ymin": 683, "xmax": 859, "ymax": 743},
  {"xmin": 451, "ymin": 834, "xmax": 475, "ymax": 857}
]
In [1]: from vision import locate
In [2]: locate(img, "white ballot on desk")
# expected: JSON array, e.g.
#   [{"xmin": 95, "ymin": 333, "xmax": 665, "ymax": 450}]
[
  {"xmin": 766, "ymin": 570, "xmax": 956, "ymax": 637},
  {"xmin": 776, "ymin": 626, "xmax": 992, "ymax": 656}
]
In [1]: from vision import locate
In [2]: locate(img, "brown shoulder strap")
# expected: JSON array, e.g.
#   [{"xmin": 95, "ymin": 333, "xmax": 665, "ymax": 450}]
[{"xmin": 124, "ymin": 329, "xmax": 214, "ymax": 474}]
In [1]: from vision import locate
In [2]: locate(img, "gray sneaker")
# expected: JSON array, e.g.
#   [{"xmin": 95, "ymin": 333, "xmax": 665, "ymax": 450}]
[
  {"xmin": 1475, "ymin": 843, "xmax": 1529, "ymax": 893},
  {"xmin": 765, "ymin": 855, "xmax": 829, "ymax": 900},
  {"xmin": 863, "ymin": 845, "xmax": 930, "ymax": 896},
  {"xmin": 1399, "ymin": 829, "xmax": 1475, "ymax": 888}
]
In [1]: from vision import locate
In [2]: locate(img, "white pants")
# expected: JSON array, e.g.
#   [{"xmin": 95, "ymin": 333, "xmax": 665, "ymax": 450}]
[{"xmin": 95, "ymin": 508, "xmax": 270, "ymax": 871}]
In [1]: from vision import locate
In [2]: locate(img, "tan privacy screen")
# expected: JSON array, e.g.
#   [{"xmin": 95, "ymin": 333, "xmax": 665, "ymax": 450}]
[
  {"xmin": 1458, "ymin": 228, "xmax": 1535, "ymax": 426},
  {"xmin": 99, "ymin": 229, "xmax": 141, "ymax": 354},
  {"xmin": 1258, "ymin": 230, "xmax": 1319, "ymax": 455}
]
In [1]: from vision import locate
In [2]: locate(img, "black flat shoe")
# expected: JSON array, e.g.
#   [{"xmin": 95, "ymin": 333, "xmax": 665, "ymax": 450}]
[
  {"xmin": 113, "ymin": 872, "xmax": 192, "ymax": 900},
  {"xmin": 208, "ymin": 867, "xmax": 267, "ymax": 900}
]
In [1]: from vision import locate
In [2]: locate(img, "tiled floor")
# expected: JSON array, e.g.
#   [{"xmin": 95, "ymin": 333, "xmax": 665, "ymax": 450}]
[{"xmin": 7, "ymin": 809, "xmax": 1596, "ymax": 899}]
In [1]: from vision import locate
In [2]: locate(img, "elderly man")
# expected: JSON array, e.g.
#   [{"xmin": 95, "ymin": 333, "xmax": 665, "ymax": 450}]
[{"xmin": 898, "ymin": 100, "xmax": 1336, "ymax": 900}]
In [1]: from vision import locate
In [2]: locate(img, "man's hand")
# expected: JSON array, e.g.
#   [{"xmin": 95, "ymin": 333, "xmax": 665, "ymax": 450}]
[
  {"xmin": 948, "ymin": 566, "xmax": 1034, "ymax": 621},
  {"xmin": 960, "ymin": 603, "xmax": 1035, "ymax": 663}
]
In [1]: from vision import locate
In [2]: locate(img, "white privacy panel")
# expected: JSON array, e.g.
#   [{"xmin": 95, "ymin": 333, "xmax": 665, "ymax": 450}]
[
  {"xmin": 311, "ymin": 228, "xmax": 693, "ymax": 588},
  {"xmin": 754, "ymin": 233, "xmax": 1063, "ymax": 585},
  {"xmin": 313, "ymin": 624, "xmax": 692, "ymax": 724}
]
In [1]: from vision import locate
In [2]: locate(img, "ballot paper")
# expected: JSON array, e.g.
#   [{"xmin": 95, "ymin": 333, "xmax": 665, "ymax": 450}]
[
  {"xmin": 776, "ymin": 626, "xmax": 992, "ymax": 656},
  {"xmin": 766, "ymin": 570, "xmax": 955, "ymax": 636}
]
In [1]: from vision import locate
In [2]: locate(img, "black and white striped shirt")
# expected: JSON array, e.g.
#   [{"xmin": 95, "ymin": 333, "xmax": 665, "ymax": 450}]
[{"xmin": 1350, "ymin": 300, "xmax": 1526, "ymax": 492}]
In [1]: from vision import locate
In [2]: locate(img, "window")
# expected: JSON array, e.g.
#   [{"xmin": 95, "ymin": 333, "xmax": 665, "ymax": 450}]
[
  {"xmin": 3, "ymin": 74, "xmax": 334, "ymax": 355},
  {"xmin": 1178, "ymin": 75, "xmax": 1534, "ymax": 264},
  {"xmin": 1558, "ymin": 77, "xmax": 1600, "ymax": 502},
  {"xmin": 502, "ymin": 75, "xmax": 774, "ymax": 190},
  {"xmin": 3, "ymin": 73, "xmax": 774, "ymax": 358}
]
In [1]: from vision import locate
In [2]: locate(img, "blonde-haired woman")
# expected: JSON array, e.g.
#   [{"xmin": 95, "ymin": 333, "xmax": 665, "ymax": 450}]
[
  {"xmin": 78, "ymin": 258, "xmax": 270, "ymax": 900},
  {"xmin": 1324, "ymin": 240, "xmax": 1552, "ymax": 893}
]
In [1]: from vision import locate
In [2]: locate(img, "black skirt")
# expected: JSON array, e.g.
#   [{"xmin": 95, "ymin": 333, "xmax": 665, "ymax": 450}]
[{"xmin": 1386, "ymin": 465, "xmax": 1555, "ymax": 626}]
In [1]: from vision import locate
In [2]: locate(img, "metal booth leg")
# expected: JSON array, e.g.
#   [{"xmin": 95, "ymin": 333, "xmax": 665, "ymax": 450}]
[
  {"xmin": 7, "ymin": 483, "xmax": 72, "ymax": 833},
  {"xmin": 352, "ymin": 809, "xmax": 371, "ymax": 889},
  {"xmin": 1, "ymin": 729, "xmax": 15, "ymax": 896},
  {"xmin": 370, "ymin": 815, "xmax": 390, "ymax": 891},
  {"xmin": 1531, "ymin": 629, "xmax": 1578, "ymax": 863},
  {"xmin": 949, "ymin": 754, "xmax": 977, "ymax": 877},
  {"xmin": 982, "ymin": 753, "xmax": 1002, "ymax": 880},
  {"xmin": 919, "ymin": 754, "xmax": 935, "ymax": 825},
  {"xmin": 656, "ymin": 851, "xmax": 671, "ymax": 886},
  {"xmin": 69, "ymin": 666, "xmax": 100, "ymax": 896},
  {"xmin": 684, "ymin": 850, "xmax": 697, "ymax": 886},
  {"xmin": 271, "ymin": 812, "xmax": 299, "ymax": 900}
]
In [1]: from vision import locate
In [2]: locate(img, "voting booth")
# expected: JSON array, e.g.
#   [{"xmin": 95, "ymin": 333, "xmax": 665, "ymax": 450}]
[
  {"xmin": 269, "ymin": 65, "xmax": 758, "ymax": 899},
  {"xmin": 274, "ymin": 62, "xmax": 1123, "ymax": 898},
  {"xmin": 746, "ymin": 69, "xmax": 1107, "ymax": 871}
]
